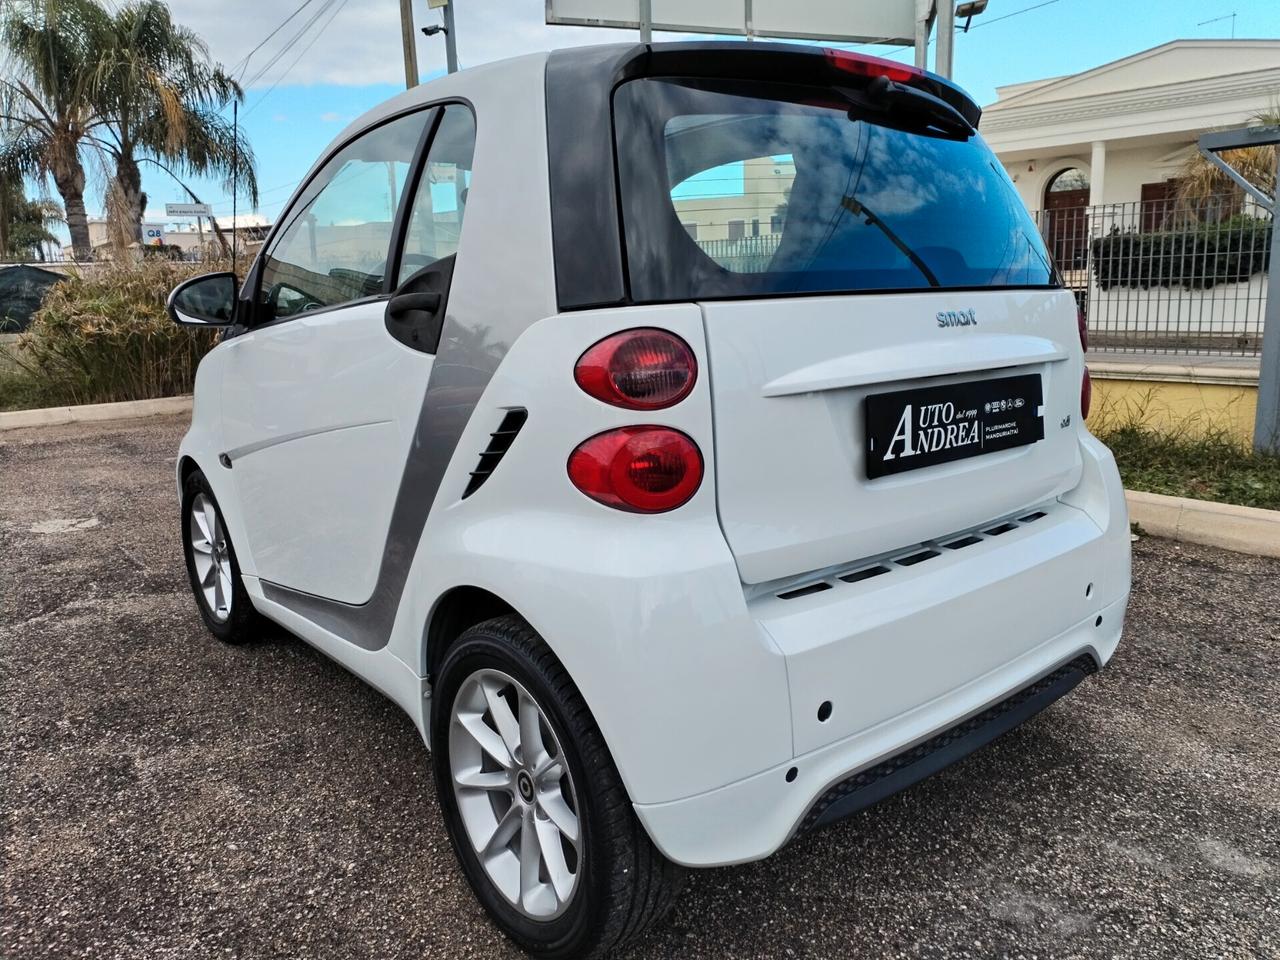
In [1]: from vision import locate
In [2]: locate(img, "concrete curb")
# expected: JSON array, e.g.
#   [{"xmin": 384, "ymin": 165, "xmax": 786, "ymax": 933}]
[
  {"xmin": 0, "ymin": 395, "xmax": 192, "ymax": 431},
  {"xmin": 1126, "ymin": 489, "xmax": 1280, "ymax": 559}
]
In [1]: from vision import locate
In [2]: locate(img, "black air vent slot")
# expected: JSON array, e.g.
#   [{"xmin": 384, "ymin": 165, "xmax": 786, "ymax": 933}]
[
  {"xmin": 840, "ymin": 565, "xmax": 891, "ymax": 584},
  {"xmin": 462, "ymin": 409, "xmax": 527, "ymax": 499},
  {"xmin": 778, "ymin": 582, "xmax": 833, "ymax": 601}
]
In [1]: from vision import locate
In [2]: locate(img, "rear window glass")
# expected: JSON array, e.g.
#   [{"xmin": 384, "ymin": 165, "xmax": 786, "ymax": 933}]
[{"xmin": 613, "ymin": 78, "xmax": 1057, "ymax": 301}]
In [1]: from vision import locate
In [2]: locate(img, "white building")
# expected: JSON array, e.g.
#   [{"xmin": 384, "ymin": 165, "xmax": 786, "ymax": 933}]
[{"xmin": 983, "ymin": 38, "xmax": 1280, "ymax": 218}]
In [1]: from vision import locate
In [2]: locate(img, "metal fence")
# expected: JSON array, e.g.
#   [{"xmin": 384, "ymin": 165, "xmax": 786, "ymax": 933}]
[
  {"xmin": 1031, "ymin": 192, "xmax": 1272, "ymax": 358},
  {"xmin": 696, "ymin": 234, "xmax": 783, "ymax": 273},
  {"xmin": 696, "ymin": 194, "xmax": 1271, "ymax": 360}
]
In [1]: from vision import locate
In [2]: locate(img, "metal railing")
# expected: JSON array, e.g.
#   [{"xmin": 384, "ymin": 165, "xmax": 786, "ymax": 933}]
[
  {"xmin": 696, "ymin": 233, "xmax": 783, "ymax": 273},
  {"xmin": 1032, "ymin": 192, "xmax": 1272, "ymax": 358}
]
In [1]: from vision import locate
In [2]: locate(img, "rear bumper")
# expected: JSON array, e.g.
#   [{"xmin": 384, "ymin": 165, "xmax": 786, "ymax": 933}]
[
  {"xmin": 632, "ymin": 432, "xmax": 1129, "ymax": 866},
  {"xmin": 634, "ymin": 596, "xmax": 1125, "ymax": 867}
]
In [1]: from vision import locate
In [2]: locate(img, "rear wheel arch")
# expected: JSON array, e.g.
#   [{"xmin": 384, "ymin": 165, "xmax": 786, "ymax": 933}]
[{"xmin": 424, "ymin": 585, "xmax": 516, "ymax": 680}]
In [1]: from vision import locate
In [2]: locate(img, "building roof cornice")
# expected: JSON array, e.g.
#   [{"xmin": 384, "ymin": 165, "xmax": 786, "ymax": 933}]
[{"xmin": 981, "ymin": 68, "xmax": 1280, "ymax": 132}]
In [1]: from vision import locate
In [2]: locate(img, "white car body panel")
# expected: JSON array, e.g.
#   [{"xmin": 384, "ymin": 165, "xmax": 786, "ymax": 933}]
[
  {"xmin": 220, "ymin": 301, "xmax": 432, "ymax": 603},
  {"xmin": 174, "ymin": 46, "xmax": 1132, "ymax": 872},
  {"xmin": 702, "ymin": 289, "xmax": 1085, "ymax": 584}
]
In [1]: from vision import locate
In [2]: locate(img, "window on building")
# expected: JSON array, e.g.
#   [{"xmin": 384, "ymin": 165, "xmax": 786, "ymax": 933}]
[
  {"xmin": 682, "ymin": 222, "xmax": 698, "ymax": 241},
  {"xmin": 727, "ymin": 219, "xmax": 745, "ymax": 241}
]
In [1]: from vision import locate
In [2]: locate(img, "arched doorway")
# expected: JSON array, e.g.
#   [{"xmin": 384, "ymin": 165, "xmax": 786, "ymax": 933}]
[{"xmin": 1043, "ymin": 167, "xmax": 1090, "ymax": 269}]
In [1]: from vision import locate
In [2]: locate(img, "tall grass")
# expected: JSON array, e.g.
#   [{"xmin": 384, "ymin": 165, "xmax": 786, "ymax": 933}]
[
  {"xmin": 1091, "ymin": 395, "xmax": 1280, "ymax": 511},
  {"xmin": 2, "ymin": 259, "xmax": 225, "ymax": 407}
]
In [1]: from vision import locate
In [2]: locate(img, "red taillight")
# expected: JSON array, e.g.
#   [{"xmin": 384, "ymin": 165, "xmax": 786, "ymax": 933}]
[
  {"xmin": 1077, "ymin": 309, "xmax": 1089, "ymax": 353},
  {"xmin": 575, "ymin": 328, "xmax": 697, "ymax": 410},
  {"xmin": 823, "ymin": 48, "xmax": 921, "ymax": 84},
  {"xmin": 1081, "ymin": 367, "xmax": 1092, "ymax": 420},
  {"xmin": 567, "ymin": 427, "xmax": 703, "ymax": 513}
]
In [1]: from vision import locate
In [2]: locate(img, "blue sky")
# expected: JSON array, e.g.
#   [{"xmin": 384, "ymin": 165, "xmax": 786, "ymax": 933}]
[{"xmin": 39, "ymin": 0, "xmax": 1280, "ymax": 238}]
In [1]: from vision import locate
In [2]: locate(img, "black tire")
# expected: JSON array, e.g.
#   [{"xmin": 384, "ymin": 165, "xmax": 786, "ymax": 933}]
[
  {"xmin": 431, "ymin": 615, "xmax": 683, "ymax": 958},
  {"xmin": 181, "ymin": 469, "xmax": 261, "ymax": 645}
]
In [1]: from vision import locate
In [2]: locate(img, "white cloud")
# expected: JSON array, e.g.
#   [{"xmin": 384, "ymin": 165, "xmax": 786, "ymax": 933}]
[
  {"xmin": 318, "ymin": 111, "xmax": 349, "ymax": 122},
  {"xmin": 168, "ymin": 0, "xmax": 661, "ymax": 90}
]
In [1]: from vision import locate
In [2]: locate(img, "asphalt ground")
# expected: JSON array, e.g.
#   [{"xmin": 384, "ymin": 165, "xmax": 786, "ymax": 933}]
[{"xmin": 2, "ymin": 414, "xmax": 1277, "ymax": 959}]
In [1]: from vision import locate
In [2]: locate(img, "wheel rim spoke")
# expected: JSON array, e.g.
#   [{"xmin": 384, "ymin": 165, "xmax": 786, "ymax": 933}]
[
  {"xmin": 479, "ymin": 803, "xmax": 521, "ymax": 861},
  {"xmin": 537, "ymin": 785, "xmax": 579, "ymax": 845},
  {"xmin": 454, "ymin": 767, "xmax": 512, "ymax": 792},
  {"xmin": 481, "ymin": 679, "xmax": 522, "ymax": 761},
  {"xmin": 456, "ymin": 711, "xmax": 514, "ymax": 768},
  {"xmin": 191, "ymin": 498, "xmax": 213, "ymax": 543},
  {"xmin": 518, "ymin": 811, "xmax": 542, "ymax": 911},
  {"xmin": 518, "ymin": 692, "xmax": 547, "ymax": 770},
  {"xmin": 533, "ymin": 755, "xmax": 564, "ymax": 785},
  {"xmin": 535, "ymin": 814, "xmax": 574, "ymax": 903},
  {"xmin": 202, "ymin": 500, "xmax": 219, "ymax": 547},
  {"xmin": 217, "ymin": 566, "xmax": 233, "ymax": 615}
]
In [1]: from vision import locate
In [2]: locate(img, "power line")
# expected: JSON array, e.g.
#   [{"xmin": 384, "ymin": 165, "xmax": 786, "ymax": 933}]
[
  {"xmin": 826, "ymin": 0, "xmax": 1068, "ymax": 58},
  {"xmin": 968, "ymin": 0, "xmax": 1063, "ymax": 30},
  {"xmin": 230, "ymin": 0, "xmax": 320, "ymax": 84},
  {"xmin": 245, "ymin": 0, "xmax": 351, "ymax": 116},
  {"xmin": 242, "ymin": 0, "xmax": 342, "ymax": 91}
]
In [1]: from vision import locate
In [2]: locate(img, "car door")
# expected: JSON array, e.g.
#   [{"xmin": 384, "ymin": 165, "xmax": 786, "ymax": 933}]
[{"xmin": 220, "ymin": 104, "xmax": 477, "ymax": 605}]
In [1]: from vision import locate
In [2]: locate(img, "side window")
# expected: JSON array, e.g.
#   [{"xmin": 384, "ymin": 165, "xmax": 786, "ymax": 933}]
[
  {"xmin": 394, "ymin": 105, "xmax": 476, "ymax": 287},
  {"xmin": 257, "ymin": 111, "xmax": 428, "ymax": 322}
]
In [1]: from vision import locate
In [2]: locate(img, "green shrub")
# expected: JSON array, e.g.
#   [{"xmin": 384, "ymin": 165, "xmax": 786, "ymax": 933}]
[
  {"xmin": 1094, "ymin": 421, "xmax": 1280, "ymax": 511},
  {"xmin": 1090, "ymin": 217, "xmax": 1271, "ymax": 291},
  {"xmin": 6, "ymin": 259, "xmax": 223, "ymax": 406}
]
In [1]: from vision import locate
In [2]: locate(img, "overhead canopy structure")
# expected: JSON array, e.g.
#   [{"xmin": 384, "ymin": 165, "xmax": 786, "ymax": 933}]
[{"xmin": 547, "ymin": 0, "xmax": 924, "ymax": 47}]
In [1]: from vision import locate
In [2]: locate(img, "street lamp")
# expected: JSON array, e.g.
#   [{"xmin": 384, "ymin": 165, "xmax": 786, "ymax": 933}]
[
  {"xmin": 955, "ymin": 0, "xmax": 989, "ymax": 32},
  {"xmin": 936, "ymin": 0, "xmax": 988, "ymax": 78}
]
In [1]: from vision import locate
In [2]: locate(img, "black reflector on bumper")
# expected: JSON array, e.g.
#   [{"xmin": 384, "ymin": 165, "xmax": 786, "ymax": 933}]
[{"xmin": 799, "ymin": 654, "xmax": 1099, "ymax": 834}]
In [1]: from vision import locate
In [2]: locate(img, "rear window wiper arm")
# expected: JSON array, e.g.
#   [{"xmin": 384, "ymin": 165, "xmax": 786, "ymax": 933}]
[{"xmin": 840, "ymin": 195, "xmax": 940, "ymax": 288}]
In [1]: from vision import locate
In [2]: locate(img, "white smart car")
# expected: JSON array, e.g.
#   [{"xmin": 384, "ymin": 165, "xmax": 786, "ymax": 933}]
[{"xmin": 168, "ymin": 43, "xmax": 1131, "ymax": 958}]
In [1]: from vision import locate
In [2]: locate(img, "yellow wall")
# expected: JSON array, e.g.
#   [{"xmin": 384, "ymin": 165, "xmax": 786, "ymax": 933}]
[{"xmin": 1090, "ymin": 375, "xmax": 1258, "ymax": 445}]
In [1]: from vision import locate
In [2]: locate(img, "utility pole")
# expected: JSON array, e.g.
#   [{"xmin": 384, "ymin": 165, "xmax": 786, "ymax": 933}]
[
  {"xmin": 914, "ymin": 0, "xmax": 932, "ymax": 70},
  {"xmin": 934, "ymin": 0, "xmax": 955, "ymax": 78},
  {"xmin": 425, "ymin": 0, "xmax": 458, "ymax": 73},
  {"xmin": 639, "ymin": 0, "xmax": 652, "ymax": 43},
  {"xmin": 1198, "ymin": 125, "xmax": 1280, "ymax": 454},
  {"xmin": 441, "ymin": 0, "xmax": 458, "ymax": 73},
  {"xmin": 399, "ymin": 0, "xmax": 419, "ymax": 88}
]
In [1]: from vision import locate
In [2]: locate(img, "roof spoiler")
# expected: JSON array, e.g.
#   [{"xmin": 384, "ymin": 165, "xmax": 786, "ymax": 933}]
[{"xmin": 639, "ymin": 42, "xmax": 983, "ymax": 130}]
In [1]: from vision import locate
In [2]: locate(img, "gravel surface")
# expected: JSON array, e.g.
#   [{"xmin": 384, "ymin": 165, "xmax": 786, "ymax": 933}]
[{"xmin": 2, "ymin": 415, "xmax": 1277, "ymax": 959}]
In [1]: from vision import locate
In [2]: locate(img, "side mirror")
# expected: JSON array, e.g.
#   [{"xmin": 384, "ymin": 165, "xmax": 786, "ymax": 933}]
[{"xmin": 167, "ymin": 271, "xmax": 238, "ymax": 327}]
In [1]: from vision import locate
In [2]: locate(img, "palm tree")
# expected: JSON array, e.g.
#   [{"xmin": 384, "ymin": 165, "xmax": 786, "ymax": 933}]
[
  {"xmin": 0, "ymin": 170, "xmax": 64, "ymax": 260},
  {"xmin": 88, "ymin": 0, "xmax": 257, "ymax": 248},
  {"xmin": 1176, "ymin": 105, "xmax": 1279, "ymax": 215},
  {"xmin": 0, "ymin": 0, "xmax": 109, "ymax": 260}
]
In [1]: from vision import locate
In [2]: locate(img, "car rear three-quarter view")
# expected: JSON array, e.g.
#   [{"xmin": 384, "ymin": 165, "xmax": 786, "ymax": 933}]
[{"xmin": 170, "ymin": 42, "xmax": 1130, "ymax": 960}]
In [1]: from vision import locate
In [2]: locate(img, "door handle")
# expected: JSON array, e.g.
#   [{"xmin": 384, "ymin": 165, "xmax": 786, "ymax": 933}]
[{"xmin": 388, "ymin": 291, "xmax": 441, "ymax": 318}]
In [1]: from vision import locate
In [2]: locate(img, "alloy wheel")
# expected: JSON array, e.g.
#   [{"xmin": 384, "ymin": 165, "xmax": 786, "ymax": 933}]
[
  {"xmin": 188, "ymin": 492, "xmax": 233, "ymax": 623},
  {"xmin": 449, "ymin": 668, "xmax": 581, "ymax": 920}
]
